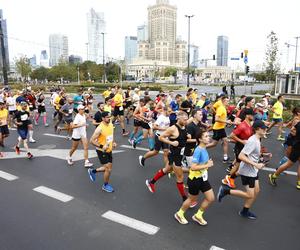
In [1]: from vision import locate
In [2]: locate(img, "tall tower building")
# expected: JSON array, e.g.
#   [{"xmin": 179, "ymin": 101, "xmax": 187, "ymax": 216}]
[
  {"xmin": 125, "ymin": 36, "xmax": 137, "ymax": 64},
  {"xmin": 0, "ymin": 10, "xmax": 10, "ymax": 71},
  {"xmin": 190, "ymin": 45, "xmax": 199, "ymax": 68},
  {"xmin": 87, "ymin": 8, "xmax": 106, "ymax": 64},
  {"xmin": 49, "ymin": 34, "xmax": 69, "ymax": 66},
  {"xmin": 137, "ymin": 24, "xmax": 148, "ymax": 42},
  {"xmin": 217, "ymin": 35, "xmax": 228, "ymax": 66},
  {"xmin": 40, "ymin": 50, "xmax": 49, "ymax": 68}
]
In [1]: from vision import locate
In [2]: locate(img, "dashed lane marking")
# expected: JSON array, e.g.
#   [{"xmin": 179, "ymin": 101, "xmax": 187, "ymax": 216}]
[
  {"xmin": 120, "ymin": 144, "xmax": 163, "ymax": 154},
  {"xmin": 43, "ymin": 133, "xmax": 68, "ymax": 139},
  {"xmin": 0, "ymin": 170, "xmax": 19, "ymax": 181},
  {"xmin": 210, "ymin": 246, "xmax": 225, "ymax": 250},
  {"xmin": 33, "ymin": 186, "xmax": 74, "ymax": 203},
  {"xmin": 102, "ymin": 210, "xmax": 160, "ymax": 235}
]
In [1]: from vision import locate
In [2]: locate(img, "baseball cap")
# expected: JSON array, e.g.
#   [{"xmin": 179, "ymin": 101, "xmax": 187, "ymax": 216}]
[
  {"xmin": 217, "ymin": 92, "xmax": 225, "ymax": 97},
  {"xmin": 265, "ymin": 93, "xmax": 271, "ymax": 97},
  {"xmin": 20, "ymin": 101, "xmax": 28, "ymax": 106},
  {"xmin": 253, "ymin": 120, "xmax": 268, "ymax": 129},
  {"xmin": 201, "ymin": 93, "xmax": 207, "ymax": 97},
  {"xmin": 255, "ymin": 103, "xmax": 264, "ymax": 108},
  {"xmin": 244, "ymin": 108, "xmax": 255, "ymax": 116},
  {"xmin": 77, "ymin": 104, "xmax": 85, "ymax": 110},
  {"xmin": 203, "ymin": 100, "xmax": 211, "ymax": 107}
]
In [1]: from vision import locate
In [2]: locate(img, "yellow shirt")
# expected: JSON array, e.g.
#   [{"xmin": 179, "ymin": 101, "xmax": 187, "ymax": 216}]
[
  {"xmin": 104, "ymin": 105, "xmax": 112, "ymax": 113},
  {"xmin": 191, "ymin": 92, "xmax": 198, "ymax": 104},
  {"xmin": 196, "ymin": 99, "xmax": 205, "ymax": 108},
  {"xmin": 54, "ymin": 96, "xmax": 62, "ymax": 110},
  {"xmin": 0, "ymin": 108, "xmax": 8, "ymax": 125},
  {"xmin": 97, "ymin": 122, "xmax": 114, "ymax": 152},
  {"xmin": 272, "ymin": 101, "xmax": 283, "ymax": 119},
  {"xmin": 103, "ymin": 90, "xmax": 111, "ymax": 99},
  {"xmin": 213, "ymin": 104, "xmax": 227, "ymax": 130},
  {"xmin": 213, "ymin": 99, "xmax": 222, "ymax": 111},
  {"xmin": 114, "ymin": 93, "xmax": 123, "ymax": 107}
]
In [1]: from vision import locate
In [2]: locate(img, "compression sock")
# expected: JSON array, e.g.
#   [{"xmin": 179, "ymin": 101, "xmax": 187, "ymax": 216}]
[
  {"xmin": 150, "ymin": 169, "xmax": 165, "ymax": 184},
  {"xmin": 176, "ymin": 182, "xmax": 187, "ymax": 199}
]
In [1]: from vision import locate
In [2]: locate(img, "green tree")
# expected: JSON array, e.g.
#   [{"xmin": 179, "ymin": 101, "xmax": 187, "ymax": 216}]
[
  {"xmin": 106, "ymin": 62, "xmax": 120, "ymax": 83},
  {"xmin": 264, "ymin": 31, "xmax": 280, "ymax": 81},
  {"xmin": 15, "ymin": 56, "xmax": 32, "ymax": 81},
  {"xmin": 30, "ymin": 66, "xmax": 49, "ymax": 81}
]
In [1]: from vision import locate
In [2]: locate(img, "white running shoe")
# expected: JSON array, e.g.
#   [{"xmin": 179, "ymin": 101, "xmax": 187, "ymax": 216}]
[
  {"xmin": 66, "ymin": 157, "xmax": 74, "ymax": 165},
  {"xmin": 84, "ymin": 161, "xmax": 94, "ymax": 168}
]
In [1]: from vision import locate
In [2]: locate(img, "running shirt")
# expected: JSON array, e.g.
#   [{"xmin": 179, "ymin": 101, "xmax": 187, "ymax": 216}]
[
  {"xmin": 170, "ymin": 124, "xmax": 187, "ymax": 153},
  {"xmin": 14, "ymin": 110, "xmax": 30, "ymax": 130},
  {"xmin": 233, "ymin": 120, "xmax": 253, "ymax": 140},
  {"xmin": 73, "ymin": 95, "xmax": 83, "ymax": 109},
  {"xmin": 102, "ymin": 90, "xmax": 111, "ymax": 99},
  {"xmin": 97, "ymin": 122, "xmax": 114, "ymax": 152},
  {"xmin": 170, "ymin": 100, "xmax": 179, "ymax": 122},
  {"xmin": 60, "ymin": 103, "xmax": 73, "ymax": 122},
  {"xmin": 0, "ymin": 108, "xmax": 8, "ymax": 125},
  {"xmin": 6, "ymin": 96, "xmax": 16, "ymax": 111},
  {"xmin": 272, "ymin": 101, "xmax": 283, "ymax": 119},
  {"xmin": 114, "ymin": 93, "xmax": 123, "ymax": 107},
  {"xmin": 238, "ymin": 134, "xmax": 261, "ymax": 177},
  {"xmin": 213, "ymin": 104, "xmax": 227, "ymax": 130},
  {"xmin": 154, "ymin": 114, "xmax": 170, "ymax": 136},
  {"xmin": 72, "ymin": 113, "xmax": 86, "ymax": 139},
  {"xmin": 189, "ymin": 146, "xmax": 209, "ymax": 179},
  {"xmin": 184, "ymin": 121, "xmax": 201, "ymax": 156}
]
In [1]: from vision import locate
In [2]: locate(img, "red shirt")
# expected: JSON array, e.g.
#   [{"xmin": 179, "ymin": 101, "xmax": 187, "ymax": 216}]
[{"xmin": 233, "ymin": 120, "xmax": 253, "ymax": 140}]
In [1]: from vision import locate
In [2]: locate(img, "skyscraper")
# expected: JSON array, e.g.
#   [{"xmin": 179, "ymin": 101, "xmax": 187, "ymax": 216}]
[
  {"xmin": 217, "ymin": 36, "xmax": 228, "ymax": 66},
  {"xmin": 125, "ymin": 36, "xmax": 137, "ymax": 64},
  {"xmin": 87, "ymin": 8, "xmax": 106, "ymax": 64},
  {"xmin": 49, "ymin": 34, "xmax": 69, "ymax": 66},
  {"xmin": 0, "ymin": 10, "xmax": 9, "ymax": 71},
  {"xmin": 190, "ymin": 45, "xmax": 199, "ymax": 68},
  {"xmin": 137, "ymin": 24, "xmax": 148, "ymax": 42},
  {"xmin": 40, "ymin": 50, "xmax": 49, "ymax": 68}
]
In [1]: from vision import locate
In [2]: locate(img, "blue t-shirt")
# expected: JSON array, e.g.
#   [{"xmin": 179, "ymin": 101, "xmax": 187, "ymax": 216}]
[
  {"xmin": 170, "ymin": 100, "xmax": 179, "ymax": 121},
  {"xmin": 189, "ymin": 146, "xmax": 209, "ymax": 179},
  {"xmin": 73, "ymin": 95, "xmax": 83, "ymax": 109}
]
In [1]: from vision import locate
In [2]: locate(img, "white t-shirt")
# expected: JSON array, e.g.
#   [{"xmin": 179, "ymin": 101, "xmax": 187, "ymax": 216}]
[
  {"xmin": 6, "ymin": 96, "xmax": 16, "ymax": 111},
  {"xmin": 72, "ymin": 113, "xmax": 87, "ymax": 139},
  {"xmin": 154, "ymin": 114, "xmax": 170, "ymax": 136},
  {"xmin": 51, "ymin": 92, "xmax": 59, "ymax": 105},
  {"xmin": 132, "ymin": 93, "xmax": 140, "ymax": 107}
]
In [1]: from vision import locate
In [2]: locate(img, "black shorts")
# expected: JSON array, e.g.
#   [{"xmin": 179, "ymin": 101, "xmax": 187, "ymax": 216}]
[
  {"xmin": 9, "ymin": 110, "xmax": 16, "ymax": 115},
  {"xmin": 38, "ymin": 106, "xmax": 46, "ymax": 113},
  {"xmin": 212, "ymin": 128, "xmax": 227, "ymax": 141},
  {"xmin": 134, "ymin": 119, "xmax": 141, "ymax": 127},
  {"xmin": 72, "ymin": 137, "xmax": 81, "ymax": 141},
  {"xmin": 234, "ymin": 142, "xmax": 244, "ymax": 163},
  {"xmin": 154, "ymin": 134, "xmax": 169, "ymax": 151},
  {"xmin": 240, "ymin": 175, "xmax": 258, "ymax": 188},
  {"xmin": 0, "ymin": 125, "xmax": 9, "ymax": 136},
  {"xmin": 113, "ymin": 106, "xmax": 124, "ymax": 116},
  {"xmin": 140, "ymin": 121, "xmax": 150, "ymax": 130},
  {"xmin": 288, "ymin": 144, "xmax": 300, "ymax": 163},
  {"xmin": 29, "ymin": 105, "xmax": 36, "ymax": 111},
  {"xmin": 85, "ymin": 109, "xmax": 89, "ymax": 114},
  {"xmin": 125, "ymin": 101, "xmax": 132, "ymax": 109},
  {"xmin": 168, "ymin": 151, "xmax": 183, "ymax": 166},
  {"xmin": 187, "ymin": 177, "xmax": 212, "ymax": 195},
  {"xmin": 74, "ymin": 108, "xmax": 78, "ymax": 113},
  {"xmin": 96, "ymin": 150, "xmax": 113, "ymax": 164}
]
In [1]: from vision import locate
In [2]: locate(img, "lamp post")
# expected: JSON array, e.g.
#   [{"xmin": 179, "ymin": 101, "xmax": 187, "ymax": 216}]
[
  {"xmin": 0, "ymin": 19, "xmax": 8, "ymax": 85},
  {"xmin": 185, "ymin": 14, "xmax": 194, "ymax": 88},
  {"xmin": 294, "ymin": 36, "xmax": 300, "ymax": 72},
  {"xmin": 101, "ymin": 32, "xmax": 106, "ymax": 83}
]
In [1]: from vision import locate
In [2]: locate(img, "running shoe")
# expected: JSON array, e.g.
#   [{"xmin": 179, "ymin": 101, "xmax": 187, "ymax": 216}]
[
  {"xmin": 128, "ymin": 138, "xmax": 133, "ymax": 145},
  {"xmin": 45, "ymin": 123, "xmax": 49, "ymax": 127},
  {"xmin": 88, "ymin": 169, "xmax": 96, "ymax": 182},
  {"xmin": 102, "ymin": 183, "xmax": 114, "ymax": 193},
  {"xmin": 66, "ymin": 156, "xmax": 74, "ymax": 166},
  {"xmin": 239, "ymin": 210, "xmax": 257, "ymax": 220},
  {"xmin": 268, "ymin": 173, "xmax": 277, "ymax": 186},
  {"xmin": 0, "ymin": 152, "xmax": 4, "ymax": 158},
  {"xmin": 27, "ymin": 152, "xmax": 33, "ymax": 159},
  {"xmin": 145, "ymin": 179, "xmax": 155, "ymax": 193},
  {"xmin": 168, "ymin": 171, "xmax": 175, "ymax": 179},
  {"xmin": 122, "ymin": 131, "xmax": 129, "ymax": 136},
  {"xmin": 192, "ymin": 214, "xmax": 207, "ymax": 226},
  {"xmin": 296, "ymin": 181, "xmax": 300, "ymax": 190},
  {"xmin": 139, "ymin": 156, "xmax": 145, "ymax": 167},
  {"xmin": 54, "ymin": 125, "xmax": 58, "ymax": 132},
  {"xmin": 277, "ymin": 136, "xmax": 285, "ymax": 141},
  {"xmin": 222, "ymin": 157, "xmax": 230, "ymax": 164},
  {"xmin": 189, "ymin": 201, "xmax": 198, "ymax": 208},
  {"xmin": 266, "ymin": 131, "xmax": 272, "ymax": 135},
  {"xmin": 57, "ymin": 127, "xmax": 61, "ymax": 134},
  {"xmin": 225, "ymin": 175, "xmax": 236, "ymax": 188},
  {"xmin": 84, "ymin": 161, "xmax": 94, "ymax": 168},
  {"xmin": 217, "ymin": 185, "xmax": 229, "ymax": 202},
  {"xmin": 132, "ymin": 140, "xmax": 137, "ymax": 149},
  {"xmin": 29, "ymin": 138, "xmax": 36, "ymax": 143},
  {"xmin": 174, "ymin": 212, "xmax": 188, "ymax": 225},
  {"xmin": 15, "ymin": 146, "xmax": 20, "ymax": 155}
]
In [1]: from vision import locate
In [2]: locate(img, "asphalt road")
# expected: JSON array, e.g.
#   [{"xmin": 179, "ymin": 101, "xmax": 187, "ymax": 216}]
[{"xmin": 0, "ymin": 109, "xmax": 299, "ymax": 250}]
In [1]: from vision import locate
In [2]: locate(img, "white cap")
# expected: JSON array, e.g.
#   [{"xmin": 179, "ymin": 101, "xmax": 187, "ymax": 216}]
[
  {"xmin": 201, "ymin": 93, "xmax": 207, "ymax": 97},
  {"xmin": 134, "ymin": 88, "xmax": 139, "ymax": 92},
  {"xmin": 265, "ymin": 93, "xmax": 271, "ymax": 97},
  {"xmin": 77, "ymin": 104, "xmax": 85, "ymax": 110},
  {"xmin": 255, "ymin": 103, "xmax": 264, "ymax": 108}
]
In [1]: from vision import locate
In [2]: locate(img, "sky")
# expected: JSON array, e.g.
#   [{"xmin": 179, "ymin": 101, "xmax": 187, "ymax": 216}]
[{"xmin": 2, "ymin": 0, "xmax": 300, "ymax": 70}]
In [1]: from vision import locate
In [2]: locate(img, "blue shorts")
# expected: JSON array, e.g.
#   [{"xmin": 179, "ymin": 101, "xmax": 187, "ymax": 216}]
[
  {"xmin": 273, "ymin": 118, "xmax": 283, "ymax": 123},
  {"xmin": 17, "ymin": 129, "xmax": 28, "ymax": 140}
]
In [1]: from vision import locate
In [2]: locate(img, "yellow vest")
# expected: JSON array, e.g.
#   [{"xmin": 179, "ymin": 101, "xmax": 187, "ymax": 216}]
[{"xmin": 97, "ymin": 122, "xmax": 114, "ymax": 152}]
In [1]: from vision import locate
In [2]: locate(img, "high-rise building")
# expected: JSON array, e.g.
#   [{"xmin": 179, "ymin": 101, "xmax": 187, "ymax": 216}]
[
  {"xmin": 217, "ymin": 36, "xmax": 228, "ymax": 66},
  {"xmin": 29, "ymin": 55, "xmax": 37, "ymax": 68},
  {"xmin": 125, "ymin": 36, "xmax": 137, "ymax": 64},
  {"xmin": 190, "ymin": 45, "xmax": 199, "ymax": 68},
  {"xmin": 87, "ymin": 8, "xmax": 106, "ymax": 64},
  {"xmin": 49, "ymin": 34, "xmax": 69, "ymax": 66},
  {"xmin": 0, "ymin": 10, "xmax": 10, "ymax": 71},
  {"xmin": 137, "ymin": 24, "xmax": 148, "ymax": 42},
  {"xmin": 40, "ymin": 50, "xmax": 49, "ymax": 68},
  {"xmin": 69, "ymin": 55, "xmax": 82, "ymax": 64}
]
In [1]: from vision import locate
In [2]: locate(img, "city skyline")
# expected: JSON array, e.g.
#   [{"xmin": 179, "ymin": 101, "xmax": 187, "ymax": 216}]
[{"xmin": 2, "ymin": 0, "xmax": 300, "ymax": 70}]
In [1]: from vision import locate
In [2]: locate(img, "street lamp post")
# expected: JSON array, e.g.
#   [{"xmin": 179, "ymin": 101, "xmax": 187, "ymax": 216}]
[
  {"xmin": 0, "ymin": 19, "xmax": 8, "ymax": 85},
  {"xmin": 101, "ymin": 32, "xmax": 106, "ymax": 83},
  {"xmin": 294, "ymin": 36, "xmax": 300, "ymax": 72},
  {"xmin": 185, "ymin": 14, "xmax": 194, "ymax": 88}
]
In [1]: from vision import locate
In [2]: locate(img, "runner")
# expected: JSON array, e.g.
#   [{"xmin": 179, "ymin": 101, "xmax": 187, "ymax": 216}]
[
  {"xmin": 66, "ymin": 104, "xmax": 93, "ymax": 167},
  {"xmin": 174, "ymin": 129, "xmax": 215, "ymax": 225},
  {"xmin": 35, "ymin": 92, "xmax": 49, "ymax": 127},
  {"xmin": 92, "ymin": 102, "xmax": 105, "ymax": 127},
  {"xmin": 0, "ymin": 101, "xmax": 9, "ymax": 149},
  {"xmin": 138, "ymin": 106, "xmax": 170, "ymax": 167},
  {"xmin": 88, "ymin": 111, "xmax": 116, "ymax": 192},
  {"xmin": 14, "ymin": 102, "xmax": 33, "ymax": 159},
  {"xmin": 58, "ymin": 97, "xmax": 74, "ymax": 139},
  {"xmin": 113, "ymin": 88, "xmax": 129, "ymax": 136},
  {"xmin": 6, "ymin": 91, "xmax": 17, "ymax": 128},
  {"xmin": 217, "ymin": 120, "xmax": 267, "ymax": 219}
]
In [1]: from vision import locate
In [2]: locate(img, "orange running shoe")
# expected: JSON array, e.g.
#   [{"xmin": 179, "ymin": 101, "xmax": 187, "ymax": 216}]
[{"xmin": 225, "ymin": 175, "xmax": 236, "ymax": 189}]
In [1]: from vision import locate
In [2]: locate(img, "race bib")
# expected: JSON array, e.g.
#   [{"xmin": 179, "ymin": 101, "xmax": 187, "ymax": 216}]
[
  {"xmin": 69, "ymin": 109, "xmax": 73, "ymax": 114},
  {"xmin": 180, "ymin": 147, "xmax": 185, "ymax": 155},
  {"xmin": 148, "ymin": 122, "xmax": 153, "ymax": 129},
  {"xmin": 20, "ymin": 114, "xmax": 28, "ymax": 121},
  {"xmin": 29, "ymin": 104, "xmax": 33, "ymax": 108},
  {"xmin": 202, "ymin": 171, "xmax": 208, "ymax": 181},
  {"xmin": 187, "ymin": 108, "xmax": 190, "ymax": 113},
  {"xmin": 41, "ymin": 103, "xmax": 45, "ymax": 106},
  {"xmin": 106, "ymin": 135, "xmax": 113, "ymax": 144},
  {"xmin": 119, "ymin": 106, "xmax": 123, "ymax": 111}
]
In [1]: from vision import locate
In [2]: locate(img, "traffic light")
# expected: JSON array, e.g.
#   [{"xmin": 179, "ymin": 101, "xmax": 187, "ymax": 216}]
[
  {"xmin": 241, "ymin": 52, "xmax": 244, "ymax": 58},
  {"xmin": 213, "ymin": 54, "xmax": 215, "ymax": 60},
  {"xmin": 245, "ymin": 65, "xmax": 250, "ymax": 74}
]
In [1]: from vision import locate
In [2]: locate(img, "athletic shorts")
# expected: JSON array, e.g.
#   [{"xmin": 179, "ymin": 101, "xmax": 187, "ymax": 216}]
[
  {"xmin": 96, "ymin": 150, "xmax": 113, "ymax": 164},
  {"xmin": 84, "ymin": 109, "xmax": 89, "ymax": 114},
  {"xmin": 17, "ymin": 128, "xmax": 28, "ymax": 140},
  {"xmin": 272, "ymin": 118, "xmax": 283, "ymax": 123},
  {"xmin": 72, "ymin": 137, "xmax": 81, "ymax": 141},
  {"xmin": 0, "ymin": 125, "xmax": 9, "ymax": 136},
  {"xmin": 113, "ymin": 106, "xmax": 124, "ymax": 116},
  {"xmin": 154, "ymin": 134, "xmax": 169, "ymax": 151},
  {"xmin": 240, "ymin": 175, "xmax": 258, "ymax": 188},
  {"xmin": 212, "ymin": 128, "xmax": 227, "ymax": 141},
  {"xmin": 29, "ymin": 105, "xmax": 36, "ymax": 112},
  {"xmin": 288, "ymin": 144, "xmax": 300, "ymax": 163},
  {"xmin": 134, "ymin": 119, "xmax": 141, "ymax": 127},
  {"xmin": 38, "ymin": 106, "xmax": 46, "ymax": 114},
  {"xmin": 63, "ymin": 119, "xmax": 73, "ymax": 124},
  {"xmin": 187, "ymin": 177, "xmax": 212, "ymax": 195},
  {"xmin": 140, "ymin": 121, "xmax": 150, "ymax": 130},
  {"xmin": 168, "ymin": 151, "xmax": 183, "ymax": 167},
  {"xmin": 125, "ymin": 101, "xmax": 132, "ymax": 109},
  {"xmin": 234, "ymin": 142, "xmax": 244, "ymax": 163}
]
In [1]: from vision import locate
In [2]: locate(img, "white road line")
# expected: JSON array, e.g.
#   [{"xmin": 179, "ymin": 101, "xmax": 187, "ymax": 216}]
[
  {"xmin": 0, "ymin": 170, "xmax": 19, "ymax": 181},
  {"xmin": 33, "ymin": 186, "xmax": 74, "ymax": 203},
  {"xmin": 9, "ymin": 128, "xmax": 17, "ymax": 131},
  {"xmin": 262, "ymin": 167, "xmax": 297, "ymax": 176},
  {"xmin": 120, "ymin": 144, "xmax": 163, "ymax": 154},
  {"xmin": 210, "ymin": 246, "xmax": 225, "ymax": 250},
  {"xmin": 43, "ymin": 133, "xmax": 68, "ymax": 139},
  {"xmin": 102, "ymin": 210, "xmax": 160, "ymax": 235}
]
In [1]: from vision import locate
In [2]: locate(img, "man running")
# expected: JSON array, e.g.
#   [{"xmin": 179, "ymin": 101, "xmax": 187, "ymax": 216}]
[{"xmin": 88, "ymin": 111, "xmax": 116, "ymax": 193}]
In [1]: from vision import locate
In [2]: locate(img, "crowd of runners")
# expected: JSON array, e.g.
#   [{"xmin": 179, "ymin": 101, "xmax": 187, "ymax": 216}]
[{"xmin": 0, "ymin": 85, "xmax": 299, "ymax": 225}]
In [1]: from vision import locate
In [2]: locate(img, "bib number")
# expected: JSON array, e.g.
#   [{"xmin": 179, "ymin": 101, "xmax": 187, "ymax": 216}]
[
  {"xmin": 180, "ymin": 147, "xmax": 185, "ymax": 155},
  {"xmin": 202, "ymin": 171, "xmax": 208, "ymax": 181},
  {"xmin": 20, "ymin": 114, "xmax": 28, "ymax": 121},
  {"xmin": 106, "ymin": 135, "xmax": 113, "ymax": 144},
  {"xmin": 119, "ymin": 106, "xmax": 123, "ymax": 111}
]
